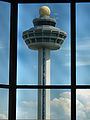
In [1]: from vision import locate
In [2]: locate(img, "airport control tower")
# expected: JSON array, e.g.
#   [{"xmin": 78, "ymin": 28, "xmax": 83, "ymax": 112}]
[{"xmin": 22, "ymin": 6, "xmax": 67, "ymax": 120}]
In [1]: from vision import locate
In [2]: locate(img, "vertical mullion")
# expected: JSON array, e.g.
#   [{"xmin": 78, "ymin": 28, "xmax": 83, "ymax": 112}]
[
  {"xmin": 9, "ymin": 2, "xmax": 18, "ymax": 120},
  {"xmin": 71, "ymin": 2, "xmax": 76, "ymax": 120}
]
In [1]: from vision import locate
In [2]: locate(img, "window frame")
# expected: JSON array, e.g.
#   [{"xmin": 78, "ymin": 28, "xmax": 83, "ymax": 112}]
[{"xmin": 0, "ymin": 0, "xmax": 90, "ymax": 120}]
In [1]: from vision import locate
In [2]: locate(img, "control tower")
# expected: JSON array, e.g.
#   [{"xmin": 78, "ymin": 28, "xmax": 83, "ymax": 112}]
[{"xmin": 22, "ymin": 6, "xmax": 67, "ymax": 120}]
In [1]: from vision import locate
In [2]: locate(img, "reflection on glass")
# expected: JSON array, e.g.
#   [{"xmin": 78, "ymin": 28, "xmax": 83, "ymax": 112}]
[
  {"xmin": 76, "ymin": 3, "xmax": 90, "ymax": 84},
  {"xmin": 0, "ymin": 88, "xmax": 9, "ymax": 119},
  {"xmin": 17, "ymin": 3, "xmax": 70, "ymax": 85},
  {"xmin": 16, "ymin": 89, "xmax": 37, "ymax": 119},
  {"xmin": 16, "ymin": 89, "xmax": 71, "ymax": 120},
  {"xmin": 76, "ymin": 89, "xmax": 90, "ymax": 120},
  {"xmin": 0, "ymin": 2, "xmax": 10, "ymax": 85}
]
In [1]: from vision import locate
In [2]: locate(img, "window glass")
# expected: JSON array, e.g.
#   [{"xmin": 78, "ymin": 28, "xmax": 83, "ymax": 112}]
[
  {"xmin": 17, "ymin": 3, "xmax": 70, "ymax": 85},
  {"xmin": 50, "ymin": 4, "xmax": 71, "ymax": 85},
  {"xmin": 51, "ymin": 33, "xmax": 58, "ymax": 36},
  {"xmin": 35, "ymin": 33, "xmax": 41, "ymax": 36},
  {"xmin": 29, "ymin": 33, "xmax": 34, "ymax": 37},
  {"xmin": 43, "ymin": 33, "xmax": 50, "ymax": 36},
  {"xmin": 16, "ymin": 89, "xmax": 37, "ymax": 119},
  {"xmin": 0, "ymin": 88, "xmax": 9, "ymax": 119},
  {"xmin": 16, "ymin": 89, "xmax": 71, "ymax": 120},
  {"xmin": 50, "ymin": 89, "xmax": 71, "ymax": 119},
  {"xmin": 17, "ymin": 4, "xmax": 38, "ymax": 85},
  {"xmin": 76, "ymin": 89, "xmax": 90, "ymax": 120},
  {"xmin": 76, "ymin": 3, "xmax": 90, "ymax": 84},
  {"xmin": 0, "ymin": 1, "xmax": 10, "ymax": 85}
]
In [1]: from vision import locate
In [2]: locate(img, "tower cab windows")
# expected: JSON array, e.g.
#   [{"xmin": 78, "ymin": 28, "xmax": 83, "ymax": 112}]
[
  {"xmin": 43, "ymin": 33, "xmax": 51, "ymax": 36},
  {"xmin": 23, "ymin": 34, "xmax": 27, "ymax": 39},
  {"xmin": 25, "ymin": 39, "xmax": 30, "ymax": 45},
  {"xmin": 34, "ymin": 21, "xmax": 55, "ymax": 27},
  {"xmin": 29, "ymin": 33, "xmax": 34, "ymax": 37},
  {"xmin": 52, "ymin": 33, "xmax": 58, "ymax": 36},
  {"xmin": 35, "ymin": 33, "xmax": 42, "ymax": 36}
]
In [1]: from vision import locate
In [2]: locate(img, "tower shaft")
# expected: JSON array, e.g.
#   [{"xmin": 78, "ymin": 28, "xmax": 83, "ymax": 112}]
[{"xmin": 38, "ymin": 48, "xmax": 50, "ymax": 120}]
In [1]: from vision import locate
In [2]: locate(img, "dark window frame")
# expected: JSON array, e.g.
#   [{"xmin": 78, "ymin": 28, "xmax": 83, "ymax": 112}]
[{"xmin": 0, "ymin": 0, "xmax": 90, "ymax": 120}]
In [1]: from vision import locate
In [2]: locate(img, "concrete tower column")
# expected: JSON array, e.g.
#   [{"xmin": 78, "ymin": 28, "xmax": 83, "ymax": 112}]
[{"xmin": 38, "ymin": 48, "xmax": 50, "ymax": 120}]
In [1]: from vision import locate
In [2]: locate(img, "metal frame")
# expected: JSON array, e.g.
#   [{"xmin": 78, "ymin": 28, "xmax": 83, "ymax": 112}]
[{"xmin": 0, "ymin": 0, "xmax": 90, "ymax": 120}]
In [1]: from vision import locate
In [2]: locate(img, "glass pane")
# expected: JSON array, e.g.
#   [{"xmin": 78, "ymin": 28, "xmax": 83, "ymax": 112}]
[
  {"xmin": 76, "ymin": 89, "xmax": 90, "ymax": 120},
  {"xmin": 16, "ymin": 89, "xmax": 71, "ymax": 120},
  {"xmin": 0, "ymin": 2, "xmax": 10, "ymax": 85},
  {"xmin": 17, "ymin": 3, "xmax": 70, "ymax": 85},
  {"xmin": 50, "ymin": 89, "xmax": 71, "ymax": 119},
  {"xmin": 76, "ymin": 3, "xmax": 90, "ymax": 84},
  {"xmin": 50, "ymin": 4, "xmax": 71, "ymax": 85},
  {"xmin": 0, "ymin": 88, "xmax": 9, "ymax": 119},
  {"xmin": 16, "ymin": 89, "xmax": 37, "ymax": 119},
  {"xmin": 17, "ymin": 4, "xmax": 38, "ymax": 85}
]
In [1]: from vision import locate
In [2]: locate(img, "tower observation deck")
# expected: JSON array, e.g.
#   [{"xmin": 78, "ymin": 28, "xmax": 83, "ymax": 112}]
[{"xmin": 22, "ymin": 6, "xmax": 67, "ymax": 120}]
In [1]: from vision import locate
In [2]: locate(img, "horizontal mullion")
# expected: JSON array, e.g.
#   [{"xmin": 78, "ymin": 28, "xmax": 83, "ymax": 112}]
[
  {"xmin": 0, "ymin": 0, "xmax": 11, "ymax": 3},
  {"xmin": 0, "ymin": 85, "xmax": 90, "ymax": 89},
  {"xmin": 76, "ymin": 85, "xmax": 90, "ymax": 89},
  {"xmin": 1, "ymin": 0, "xmax": 90, "ymax": 3},
  {"xmin": 75, "ymin": 0, "xmax": 90, "ymax": 2},
  {"xmin": 16, "ymin": 0, "xmax": 71, "ymax": 3},
  {"xmin": 0, "ymin": 84, "xmax": 9, "ymax": 88},
  {"xmin": 16, "ymin": 85, "xmax": 71, "ymax": 89},
  {"xmin": 13, "ymin": 0, "xmax": 90, "ymax": 3}
]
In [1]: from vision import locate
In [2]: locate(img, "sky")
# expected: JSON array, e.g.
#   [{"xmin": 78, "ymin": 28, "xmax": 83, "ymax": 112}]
[
  {"xmin": 0, "ymin": 1, "xmax": 90, "ymax": 120},
  {"xmin": 76, "ymin": 3, "xmax": 90, "ymax": 84},
  {"xmin": 17, "ymin": 3, "xmax": 71, "ymax": 85}
]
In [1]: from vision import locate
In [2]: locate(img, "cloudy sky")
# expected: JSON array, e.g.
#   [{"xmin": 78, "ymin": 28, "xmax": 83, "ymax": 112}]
[{"xmin": 0, "ymin": 1, "xmax": 90, "ymax": 120}]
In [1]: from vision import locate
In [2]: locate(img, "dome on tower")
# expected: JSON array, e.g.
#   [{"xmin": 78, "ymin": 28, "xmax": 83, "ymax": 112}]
[{"xmin": 39, "ymin": 6, "xmax": 50, "ymax": 16}]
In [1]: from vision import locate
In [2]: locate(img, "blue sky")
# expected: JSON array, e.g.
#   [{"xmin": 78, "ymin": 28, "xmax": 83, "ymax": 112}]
[
  {"xmin": 17, "ymin": 3, "xmax": 71, "ymax": 85},
  {"xmin": 0, "ymin": 1, "xmax": 10, "ymax": 85},
  {"xmin": 76, "ymin": 3, "xmax": 90, "ymax": 84},
  {"xmin": 0, "ymin": 1, "xmax": 90, "ymax": 120}
]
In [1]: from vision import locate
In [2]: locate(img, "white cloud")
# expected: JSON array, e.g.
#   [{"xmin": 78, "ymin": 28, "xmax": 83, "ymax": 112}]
[
  {"xmin": 51, "ymin": 90, "xmax": 90, "ymax": 120},
  {"xmin": 22, "ymin": 111, "xmax": 28, "ymax": 116},
  {"xmin": 21, "ymin": 101, "xmax": 37, "ymax": 108},
  {"xmin": 65, "ymin": 61, "xmax": 90, "ymax": 67},
  {"xmin": 59, "ymin": 91, "xmax": 71, "ymax": 98},
  {"xmin": 77, "ymin": 54, "xmax": 90, "ymax": 58},
  {"xmin": 51, "ymin": 97, "xmax": 71, "ymax": 119},
  {"xmin": 33, "ymin": 64, "xmax": 37, "ymax": 70},
  {"xmin": 76, "ymin": 89, "xmax": 90, "ymax": 120},
  {"xmin": 76, "ymin": 99, "xmax": 87, "ymax": 120},
  {"xmin": 50, "ymin": 91, "xmax": 71, "ymax": 119},
  {"xmin": 0, "ymin": 44, "xmax": 7, "ymax": 49},
  {"xmin": 16, "ymin": 101, "xmax": 37, "ymax": 119},
  {"xmin": 77, "ymin": 38, "xmax": 90, "ymax": 51},
  {"xmin": 17, "ymin": 90, "xmax": 90, "ymax": 120},
  {"xmin": 77, "ymin": 61, "xmax": 90, "ymax": 66},
  {"xmin": 64, "ymin": 62, "xmax": 71, "ymax": 67},
  {"xmin": 0, "ymin": 41, "xmax": 8, "ymax": 49},
  {"xmin": 0, "ymin": 114, "xmax": 6, "ymax": 119}
]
